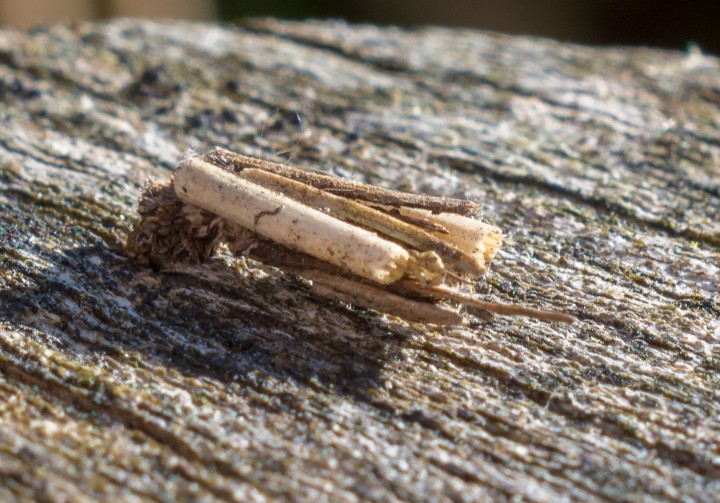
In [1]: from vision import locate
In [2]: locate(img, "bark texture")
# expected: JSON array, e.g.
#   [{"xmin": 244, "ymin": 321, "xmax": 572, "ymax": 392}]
[{"xmin": 0, "ymin": 18, "xmax": 718, "ymax": 502}]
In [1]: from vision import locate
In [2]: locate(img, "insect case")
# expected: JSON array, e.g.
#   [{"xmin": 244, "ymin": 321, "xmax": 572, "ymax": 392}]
[{"xmin": 126, "ymin": 147, "xmax": 575, "ymax": 325}]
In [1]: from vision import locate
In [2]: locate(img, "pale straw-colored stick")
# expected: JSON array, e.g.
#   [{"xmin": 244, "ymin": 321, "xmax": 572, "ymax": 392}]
[
  {"xmin": 302, "ymin": 269, "xmax": 466, "ymax": 326},
  {"xmin": 399, "ymin": 208, "xmax": 503, "ymax": 272},
  {"xmin": 237, "ymin": 167, "xmax": 484, "ymax": 276},
  {"xmin": 429, "ymin": 284, "xmax": 577, "ymax": 324},
  {"xmin": 174, "ymin": 156, "xmax": 409, "ymax": 284}
]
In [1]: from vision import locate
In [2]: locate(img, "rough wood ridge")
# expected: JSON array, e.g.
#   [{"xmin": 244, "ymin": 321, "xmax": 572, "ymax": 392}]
[{"xmin": 0, "ymin": 17, "xmax": 718, "ymax": 502}]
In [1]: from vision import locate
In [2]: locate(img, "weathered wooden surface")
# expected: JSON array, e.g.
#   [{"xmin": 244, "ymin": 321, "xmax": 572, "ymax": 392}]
[{"xmin": 0, "ymin": 18, "xmax": 718, "ymax": 502}]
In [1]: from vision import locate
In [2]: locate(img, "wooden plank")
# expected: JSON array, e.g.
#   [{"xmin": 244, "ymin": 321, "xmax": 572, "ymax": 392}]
[{"xmin": 0, "ymin": 18, "xmax": 718, "ymax": 501}]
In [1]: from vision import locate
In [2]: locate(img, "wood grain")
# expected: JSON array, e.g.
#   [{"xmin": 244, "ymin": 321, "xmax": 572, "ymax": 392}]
[{"xmin": 0, "ymin": 18, "xmax": 718, "ymax": 502}]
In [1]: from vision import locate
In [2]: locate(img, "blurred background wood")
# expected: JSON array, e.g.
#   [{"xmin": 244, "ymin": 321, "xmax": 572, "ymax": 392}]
[
  {"xmin": 0, "ymin": 0, "xmax": 215, "ymax": 27},
  {"xmin": 0, "ymin": 0, "xmax": 718, "ymax": 54},
  {"xmin": 106, "ymin": 0, "xmax": 215, "ymax": 20},
  {"xmin": 0, "ymin": 17, "xmax": 718, "ymax": 502},
  {"xmin": 0, "ymin": 0, "xmax": 98, "ymax": 28}
]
